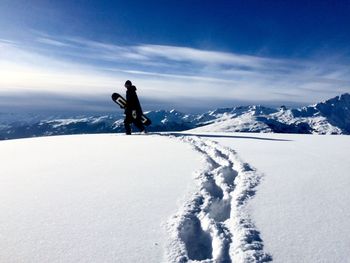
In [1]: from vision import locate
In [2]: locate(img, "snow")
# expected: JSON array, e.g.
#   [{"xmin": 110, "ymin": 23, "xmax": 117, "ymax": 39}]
[
  {"xmin": 1, "ymin": 132, "xmax": 350, "ymax": 262},
  {"xmin": 0, "ymin": 134, "xmax": 201, "ymax": 262},
  {"xmin": 2, "ymin": 93, "xmax": 350, "ymax": 139},
  {"xmin": 184, "ymin": 131, "xmax": 350, "ymax": 262},
  {"xmin": 190, "ymin": 113, "xmax": 272, "ymax": 133},
  {"xmin": 166, "ymin": 136, "xmax": 271, "ymax": 262}
]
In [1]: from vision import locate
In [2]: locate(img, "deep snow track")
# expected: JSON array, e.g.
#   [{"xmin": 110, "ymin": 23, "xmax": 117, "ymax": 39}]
[{"xmin": 166, "ymin": 135, "xmax": 271, "ymax": 263}]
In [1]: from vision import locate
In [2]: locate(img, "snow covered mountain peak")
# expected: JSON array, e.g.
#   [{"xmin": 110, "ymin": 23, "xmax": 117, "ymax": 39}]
[
  {"xmin": 315, "ymin": 92, "xmax": 350, "ymax": 112},
  {"xmin": 192, "ymin": 93, "xmax": 350, "ymax": 134},
  {"xmin": 1, "ymin": 93, "xmax": 350, "ymax": 139},
  {"xmin": 313, "ymin": 92, "xmax": 350, "ymax": 132}
]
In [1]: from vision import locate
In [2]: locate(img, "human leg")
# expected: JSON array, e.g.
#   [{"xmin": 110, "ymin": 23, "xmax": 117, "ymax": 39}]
[{"xmin": 124, "ymin": 115, "xmax": 133, "ymax": 135}]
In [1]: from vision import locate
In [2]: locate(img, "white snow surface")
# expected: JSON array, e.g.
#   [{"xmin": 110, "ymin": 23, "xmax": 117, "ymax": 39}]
[
  {"xmin": 190, "ymin": 113, "xmax": 272, "ymax": 133},
  {"xmin": 1, "ymin": 132, "xmax": 350, "ymax": 262},
  {"xmin": 182, "ymin": 131, "xmax": 350, "ymax": 262},
  {"xmin": 0, "ymin": 134, "xmax": 201, "ymax": 263}
]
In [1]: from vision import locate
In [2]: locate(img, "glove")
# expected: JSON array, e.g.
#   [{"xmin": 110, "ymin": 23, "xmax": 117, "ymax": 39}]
[{"xmin": 132, "ymin": 110, "xmax": 137, "ymax": 119}]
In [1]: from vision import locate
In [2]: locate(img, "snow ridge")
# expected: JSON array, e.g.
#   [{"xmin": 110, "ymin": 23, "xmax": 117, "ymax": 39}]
[{"xmin": 166, "ymin": 136, "xmax": 271, "ymax": 262}]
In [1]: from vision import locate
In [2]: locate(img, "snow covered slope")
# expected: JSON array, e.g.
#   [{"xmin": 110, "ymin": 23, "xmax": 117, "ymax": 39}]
[
  {"xmin": 182, "ymin": 131, "xmax": 350, "ymax": 262},
  {"xmin": 1, "ymin": 132, "xmax": 350, "ymax": 262},
  {"xmin": 0, "ymin": 134, "xmax": 201, "ymax": 262}
]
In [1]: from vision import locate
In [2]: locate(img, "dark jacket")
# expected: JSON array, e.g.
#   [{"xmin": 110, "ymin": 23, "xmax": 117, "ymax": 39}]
[{"xmin": 125, "ymin": 85, "xmax": 143, "ymax": 115}]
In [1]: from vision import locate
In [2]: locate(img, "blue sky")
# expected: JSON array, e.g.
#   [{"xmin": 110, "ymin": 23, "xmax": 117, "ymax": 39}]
[{"xmin": 0, "ymin": 0, "xmax": 350, "ymax": 112}]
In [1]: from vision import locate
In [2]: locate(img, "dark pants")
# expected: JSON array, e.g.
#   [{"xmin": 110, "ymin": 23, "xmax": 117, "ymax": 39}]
[{"xmin": 124, "ymin": 113, "xmax": 145, "ymax": 134}]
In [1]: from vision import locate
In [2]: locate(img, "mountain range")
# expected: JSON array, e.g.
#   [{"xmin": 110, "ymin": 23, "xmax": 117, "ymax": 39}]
[{"xmin": 1, "ymin": 93, "xmax": 349, "ymax": 140}]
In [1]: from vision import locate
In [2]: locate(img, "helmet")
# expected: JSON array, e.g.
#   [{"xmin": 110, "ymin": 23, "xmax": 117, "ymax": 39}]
[{"xmin": 124, "ymin": 80, "xmax": 132, "ymax": 87}]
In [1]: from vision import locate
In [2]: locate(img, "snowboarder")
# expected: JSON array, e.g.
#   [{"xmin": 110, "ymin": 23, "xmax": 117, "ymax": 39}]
[{"xmin": 123, "ymin": 80, "xmax": 146, "ymax": 135}]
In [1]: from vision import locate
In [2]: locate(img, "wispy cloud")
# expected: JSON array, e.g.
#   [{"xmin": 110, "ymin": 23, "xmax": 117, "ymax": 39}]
[
  {"xmin": 135, "ymin": 44, "xmax": 284, "ymax": 69},
  {"xmin": 36, "ymin": 37, "xmax": 71, "ymax": 47},
  {"xmin": 0, "ymin": 34, "xmax": 350, "ymax": 111}
]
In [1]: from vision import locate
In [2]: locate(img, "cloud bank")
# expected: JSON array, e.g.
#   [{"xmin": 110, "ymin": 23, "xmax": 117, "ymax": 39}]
[{"xmin": 1, "ymin": 33, "xmax": 350, "ymax": 112}]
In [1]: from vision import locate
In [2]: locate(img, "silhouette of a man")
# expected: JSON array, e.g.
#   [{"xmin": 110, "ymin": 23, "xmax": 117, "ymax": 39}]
[{"xmin": 123, "ymin": 80, "xmax": 145, "ymax": 135}]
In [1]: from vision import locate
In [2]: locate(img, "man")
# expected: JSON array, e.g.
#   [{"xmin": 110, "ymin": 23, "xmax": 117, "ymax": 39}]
[{"xmin": 123, "ymin": 80, "xmax": 145, "ymax": 135}]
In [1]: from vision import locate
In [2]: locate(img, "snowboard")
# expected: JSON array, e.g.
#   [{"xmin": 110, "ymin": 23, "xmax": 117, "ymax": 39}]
[{"xmin": 111, "ymin": 93, "xmax": 152, "ymax": 126}]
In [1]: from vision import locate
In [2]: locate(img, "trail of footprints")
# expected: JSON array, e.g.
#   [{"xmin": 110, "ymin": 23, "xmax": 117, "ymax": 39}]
[{"xmin": 167, "ymin": 136, "xmax": 272, "ymax": 263}]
